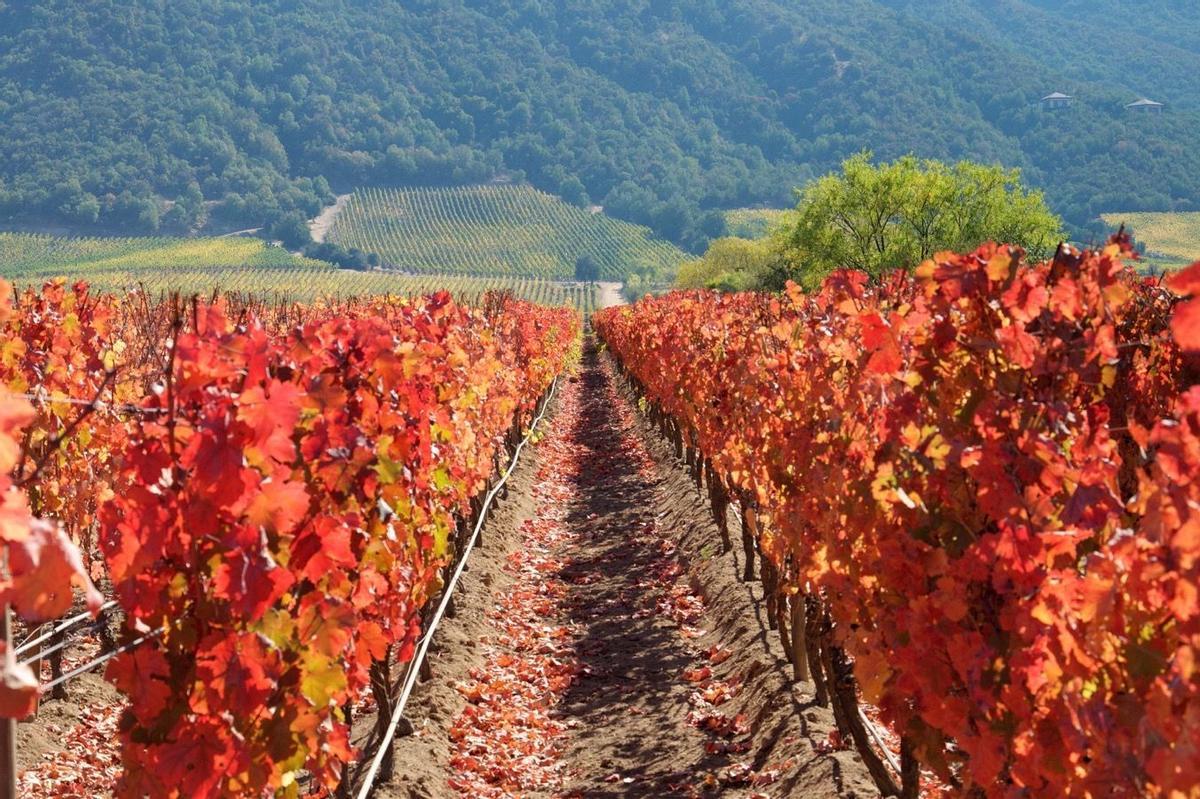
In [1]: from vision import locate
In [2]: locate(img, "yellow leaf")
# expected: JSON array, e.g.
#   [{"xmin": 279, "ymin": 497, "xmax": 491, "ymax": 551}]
[
  {"xmin": 855, "ymin": 648, "xmax": 892, "ymax": 704},
  {"xmin": 300, "ymin": 653, "xmax": 346, "ymax": 707},
  {"xmin": 986, "ymin": 252, "xmax": 1012, "ymax": 282},
  {"xmin": 924, "ymin": 433, "xmax": 951, "ymax": 467},
  {"xmin": 257, "ymin": 608, "xmax": 296, "ymax": 648},
  {"xmin": 1031, "ymin": 603, "xmax": 1056, "ymax": 626},
  {"xmin": 1103, "ymin": 282, "xmax": 1130, "ymax": 308},
  {"xmin": 901, "ymin": 422, "xmax": 922, "ymax": 450}
]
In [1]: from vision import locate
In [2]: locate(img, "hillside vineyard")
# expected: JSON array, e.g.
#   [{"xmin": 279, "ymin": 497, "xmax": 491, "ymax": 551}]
[
  {"xmin": 327, "ymin": 185, "xmax": 686, "ymax": 281},
  {"xmin": 0, "ymin": 233, "xmax": 600, "ymax": 311}
]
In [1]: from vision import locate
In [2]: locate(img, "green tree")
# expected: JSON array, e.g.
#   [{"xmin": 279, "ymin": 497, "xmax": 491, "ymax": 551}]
[
  {"xmin": 268, "ymin": 211, "xmax": 313, "ymax": 250},
  {"xmin": 774, "ymin": 153, "xmax": 1064, "ymax": 290},
  {"xmin": 559, "ymin": 176, "xmax": 589, "ymax": 207},
  {"xmin": 575, "ymin": 253, "xmax": 601, "ymax": 283},
  {"xmin": 675, "ymin": 237, "xmax": 778, "ymax": 292},
  {"xmin": 71, "ymin": 194, "xmax": 101, "ymax": 225}
]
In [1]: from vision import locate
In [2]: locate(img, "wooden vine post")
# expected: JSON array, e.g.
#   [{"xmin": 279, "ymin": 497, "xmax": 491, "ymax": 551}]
[
  {"xmin": 805, "ymin": 596, "xmax": 829, "ymax": 707},
  {"xmin": 900, "ymin": 736, "xmax": 920, "ymax": 799},
  {"xmin": 740, "ymin": 504, "xmax": 757, "ymax": 583},
  {"xmin": 0, "ymin": 604, "xmax": 15, "ymax": 799},
  {"xmin": 790, "ymin": 592, "xmax": 809, "ymax": 683}
]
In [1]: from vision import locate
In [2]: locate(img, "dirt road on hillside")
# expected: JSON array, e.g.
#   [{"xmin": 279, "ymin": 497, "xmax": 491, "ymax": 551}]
[
  {"xmin": 309, "ymin": 193, "xmax": 353, "ymax": 243},
  {"xmin": 597, "ymin": 281, "xmax": 625, "ymax": 308}
]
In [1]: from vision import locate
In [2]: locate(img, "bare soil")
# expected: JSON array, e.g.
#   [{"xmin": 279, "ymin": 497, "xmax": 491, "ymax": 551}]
[
  {"xmin": 596, "ymin": 282, "xmax": 625, "ymax": 309},
  {"xmin": 16, "ymin": 673, "xmax": 120, "ymax": 771},
  {"xmin": 309, "ymin": 194, "xmax": 353, "ymax": 244},
  {"xmin": 377, "ymin": 345, "xmax": 877, "ymax": 798}
]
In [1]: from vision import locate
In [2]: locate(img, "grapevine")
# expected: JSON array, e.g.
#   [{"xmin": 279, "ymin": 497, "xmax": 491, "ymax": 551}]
[
  {"xmin": 0, "ymin": 278, "xmax": 580, "ymax": 797},
  {"xmin": 596, "ymin": 237, "xmax": 1200, "ymax": 797}
]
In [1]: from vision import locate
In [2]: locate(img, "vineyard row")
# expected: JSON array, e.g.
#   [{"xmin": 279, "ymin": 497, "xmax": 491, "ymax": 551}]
[
  {"xmin": 0, "ymin": 280, "xmax": 580, "ymax": 797},
  {"xmin": 595, "ymin": 237, "xmax": 1200, "ymax": 798}
]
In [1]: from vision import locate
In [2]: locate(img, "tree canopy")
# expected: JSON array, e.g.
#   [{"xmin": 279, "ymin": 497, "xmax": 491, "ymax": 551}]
[
  {"xmin": 774, "ymin": 155, "xmax": 1064, "ymax": 289},
  {"xmin": 574, "ymin": 254, "xmax": 601, "ymax": 283},
  {"xmin": 675, "ymin": 237, "xmax": 781, "ymax": 292},
  {"xmin": 1, "ymin": 1, "xmax": 1199, "ymax": 244},
  {"xmin": 679, "ymin": 155, "xmax": 1065, "ymax": 292}
]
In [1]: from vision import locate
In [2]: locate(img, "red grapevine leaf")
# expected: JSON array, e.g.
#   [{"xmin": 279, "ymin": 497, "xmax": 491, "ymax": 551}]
[
  {"xmin": 105, "ymin": 646, "xmax": 173, "ymax": 723},
  {"xmin": 1170, "ymin": 297, "xmax": 1200, "ymax": 351},
  {"xmin": 1165, "ymin": 259, "xmax": 1200, "ymax": 296},
  {"xmin": 211, "ymin": 549, "xmax": 295, "ymax": 620},
  {"xmin": 244, "ymin": 476, "xmax": 310, "ymax": 535}
]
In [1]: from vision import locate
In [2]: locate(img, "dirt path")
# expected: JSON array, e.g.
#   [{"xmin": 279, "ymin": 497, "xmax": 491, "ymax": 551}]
[
  {"xmin": 309, "ymin": 193, "xmax": 353, "ymax": 243},
  {"xmin": 552, "ymin": 351, "xmax": 742, "ymax": 795},
  {"xmin": 385, "ymin": 346, "xmax": 876, "ymax": 798},
  {"xmin": 596, "ymin": 281, "xmax": 625, "ymax": 308}
]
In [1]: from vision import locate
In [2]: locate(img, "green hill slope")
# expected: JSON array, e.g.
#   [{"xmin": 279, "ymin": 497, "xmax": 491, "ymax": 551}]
[
  {"xmin": 0, "ymin": 233, "xmax": 328, "ymax": 279},
  {"xmin": 2, "ymin": 1, "xmax": 1199, "ymax": 245}
]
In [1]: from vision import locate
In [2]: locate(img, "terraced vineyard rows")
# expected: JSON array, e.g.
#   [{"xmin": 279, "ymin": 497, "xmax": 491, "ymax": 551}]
[
  {"xmin": 327, "ymin": 184, "xmax": 687, "ymax": 280},
  {"xmin": 0, "ymin": 232, "xmax": 327, "ymax": 277},
  {"xmin": 0, "ymin": 232, "xmax": 599, "ymax": 311}
]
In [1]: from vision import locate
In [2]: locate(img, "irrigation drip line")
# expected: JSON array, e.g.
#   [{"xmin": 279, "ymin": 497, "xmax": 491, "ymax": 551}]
[
  {"xmin": 39, "ymin": 626, "xmax": 167, "ymax": 693},
  {"xmin": 13, "ymin": 601, "xmax": 118, "ymax": 658},
  {"xmin": 18, "ymin": 633, "xmax": 76, "ymax": 668},
  {"xmin": 859, "ymin": 706, "xmax": 903, "ymax": 776},
  {"xmin": 354, "ymin": 375, "xmax": 559, "ymax": 799}
]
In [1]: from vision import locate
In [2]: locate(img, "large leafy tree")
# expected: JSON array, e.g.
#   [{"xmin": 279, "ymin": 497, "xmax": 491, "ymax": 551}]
[{"xmin": 775, "ymin": 154, "xmax": 1064, "ymax": 289}]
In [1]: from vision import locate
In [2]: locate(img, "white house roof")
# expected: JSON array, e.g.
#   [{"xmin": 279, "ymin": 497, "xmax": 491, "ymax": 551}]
[
  {"xmin": 1126, "ymin": 98, "xmax": 1164, "ymax": 107},
  {"xmin": 1042, "ymin": 92, "xmax": 1072, "ymax": 101}
]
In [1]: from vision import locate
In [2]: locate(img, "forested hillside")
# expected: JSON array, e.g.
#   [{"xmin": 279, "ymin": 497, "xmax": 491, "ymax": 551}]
[{"xmin": 2, "ymin": 0, "xmax": 1198, "ymax": 247}]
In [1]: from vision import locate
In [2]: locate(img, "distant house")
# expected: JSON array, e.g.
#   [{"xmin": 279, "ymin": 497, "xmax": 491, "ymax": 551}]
[
  {"xmin": 1041, "ymin": 92, "xmax": 1073, "ymax": 109},
  {"xmin": 1126, "ymin": 98, "xmax": 1165, "ymax": 114}
]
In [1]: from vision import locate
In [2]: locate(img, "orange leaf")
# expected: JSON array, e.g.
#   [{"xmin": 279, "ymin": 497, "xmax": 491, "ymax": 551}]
[
  {"xmin": 1171, "ymin": 298, "xmax": 1200, "ymax": 352},
  {"xmin": 4, "ymin": 519, "xmax": 102, "ymax": 622},
  {"xmin": 1166, "ymin": 260, "xmax": 1200, "ymax": 296},
  {"xmin": 707, "ymin": 645, "xmax": 733, "ymax": 664}
]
